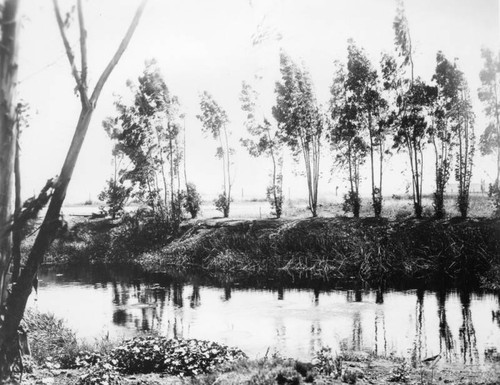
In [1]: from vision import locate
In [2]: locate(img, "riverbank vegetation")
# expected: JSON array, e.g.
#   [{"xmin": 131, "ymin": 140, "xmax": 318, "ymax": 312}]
[
  {"xmin": 21, "ymin": 310, "xmax": 500, "ymax": 385},
  {"xmin": 43, "ymin": 204, "xmax": 500, "ymax": 289}
]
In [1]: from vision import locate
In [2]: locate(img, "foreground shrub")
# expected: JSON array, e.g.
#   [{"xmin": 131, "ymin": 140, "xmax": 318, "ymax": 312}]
[
  {"xmin": 111, "ymin": 337, "xmax": 246, "ymax": 376},
  {"xmin": 24, "ymin": 309, "xmax": 79, "ymax": 366},
  {"xmin": 24, "ymin": 309, "xmax": 114, "ymax": 369},
  {"xmin": 78, "ymin": 362, "xmax": 123, "ymax": 385}
]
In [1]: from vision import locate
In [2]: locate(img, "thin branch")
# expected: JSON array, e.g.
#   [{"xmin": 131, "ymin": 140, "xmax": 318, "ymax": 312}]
[
  {"xmin": 77, "ymin": 0, "xmax": 88, "ymax": 90},
  {"xmin": 90, "ymin": 0, "xmax": 148, "ymax": 106},
  {"xmin": 53, "ymin": 0, "xmax": 90, "ymax": 107}
]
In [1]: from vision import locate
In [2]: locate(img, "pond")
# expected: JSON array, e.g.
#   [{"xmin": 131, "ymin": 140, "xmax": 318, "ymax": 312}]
[{"xmin": 28, "ymin": 266, "xmax": 500, "ymax": 364}]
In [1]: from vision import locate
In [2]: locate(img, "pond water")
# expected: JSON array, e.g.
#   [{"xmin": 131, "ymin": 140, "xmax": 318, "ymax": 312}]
[{"xmin": 28, "ymin": 267, "xmax": 500, "ymax": 364}]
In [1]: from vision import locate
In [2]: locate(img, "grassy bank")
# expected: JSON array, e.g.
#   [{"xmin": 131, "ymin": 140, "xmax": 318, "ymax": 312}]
[
  {"xmin": 22, "ymin": 310, "xmax": 500, "ymax": 385},
  {"xmin": 45, "ymin": 215, "xmax": 500, "ymax": 289}
]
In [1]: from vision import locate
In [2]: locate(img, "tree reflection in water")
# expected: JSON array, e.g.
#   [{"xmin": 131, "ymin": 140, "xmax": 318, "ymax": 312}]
[
  {"xmin": 411, "ymin": 289, "xmax": 427, "ymax": 367},
  {"xmin": 374, "ymin": 290, "xmax": 387, "ymax": 356},
  {"xmin": 459, "ymin": 291, "xmax": 478, "ymax": 364},
  {"xmin": 190, "ymin": 285, "xmax": 201, "ymax": 308},
  {"xmin": 38, "ymin": 267, "xmax": 500, "ymax": 363},
  {"xmin": 436, "ymin": 290, "xmax": 455, "ymax": 362}
]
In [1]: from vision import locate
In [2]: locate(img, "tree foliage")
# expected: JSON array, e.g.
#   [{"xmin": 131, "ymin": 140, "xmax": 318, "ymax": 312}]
[
  {"xmin": 391, "ymin": 1, "xmax": 437, "ymax": 218},
  {"xmin": 104, "ymin": 60, "xmax": 183, "ymax": 223},
  {"xmin": 478, "ymin": 48, "xmax": 500, "ymax": 204},
  {"xmin": 273, "ymin": 52, "xmax": 323, "ymax": 217},
  {"xmin": 240, "ymin": 81, "xmax": 284, "ymax": 218},
  {"xmin": 330, "ymin": 41, "xmax": 388, "ymax": 217},
  {"xmin": 197, "ymin": 91, "xmax": 233, "ymax": 217}
]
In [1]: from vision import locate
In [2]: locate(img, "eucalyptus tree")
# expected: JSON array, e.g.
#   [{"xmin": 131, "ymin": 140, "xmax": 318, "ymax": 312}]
[
  {"xmin": 0, "ymin": 0, "xmax": 147, "ymax": 379},
  {"xmin": 330, "ymin": 60, "xmax": 367, "ymax": 218},
  {"xmin": 391, "ymin": 0, "xmax": 436, "ymax": 218},
  {"xmin": 454, "ymin": 80, "xmax": 475, "ymax": 218},
  {"xmin": 273, "ymin": 52, "xmax": 324, "ymax": 217},
  {"xmin": 240, "ymin": 81, "xmax": 284, "ymax": 218},
  {"xmin": 431, "ymin": 52, "xmax": 462, "ymax": 218},
  {"xmin": 197, "ymin": 91, "xmax": 233, "ymax": 217},
  {"xmin": 478, "ymin": 48, "xmax": 500, "ymax": 215},
  {"xmin": 105, "ymin": 61, "xmax": 183, "ymax": 221},
  {"xmin": 341, "ymin": 41, "xmax": 387, "ymax": 217}
]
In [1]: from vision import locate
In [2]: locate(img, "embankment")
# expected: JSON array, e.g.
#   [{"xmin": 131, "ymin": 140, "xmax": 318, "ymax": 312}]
[{"xmin": 47, "ymin": 216, "xmax": 500, "ymax": 288}]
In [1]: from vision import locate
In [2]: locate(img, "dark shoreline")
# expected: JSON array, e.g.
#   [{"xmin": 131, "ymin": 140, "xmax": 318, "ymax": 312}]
[{"xmin": 44, "ymin": 216, "xmax": 500, "ymax": 290}]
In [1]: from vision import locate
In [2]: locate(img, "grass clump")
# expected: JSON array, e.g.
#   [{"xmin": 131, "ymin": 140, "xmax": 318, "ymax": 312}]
[
  {"xmin": 24, "ymin": 309, "xmax": 114, "ymax": 369},
  {"xmin": 24, "ymin": 309, "xmax": 79, "ymax": 367}
]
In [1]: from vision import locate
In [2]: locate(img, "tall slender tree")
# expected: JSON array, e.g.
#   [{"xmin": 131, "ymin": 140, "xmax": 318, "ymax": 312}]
[
  {"xmin": 197, "ymin": 91, "xmax": 233, "ymax": 217},
  {"xmin": 392, "ymin": 0, "xmax": 436, "ymax": 218},
  {"xmin": 430, "ymin": 52, "xmax": 462, "ymax": 218},
  {"xmin": 455, "ymin": 80, "xmax": 475, "ymax": 218},
  {"xmin": 0, "ymin": 1, "xmax": 146, "ymax": 379},
  {"xmin": 478, "ymin": 48, "xmax": 500, "ymax": 215},
  {"xmin": 333, "ymin": 41, "xmax": 387, "ymax": 217},
  {"xmin": 273, "ymin": 52, "xmax": 323, "ymax": 217},
  {"xmin": 240, "ymin": 81, "xmax": 284, "ymax": 218}
]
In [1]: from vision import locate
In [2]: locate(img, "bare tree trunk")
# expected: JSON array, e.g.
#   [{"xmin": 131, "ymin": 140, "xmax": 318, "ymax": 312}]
[
  {"xmin": 11, "ymin": 118, "xmax": 22, "ymax": 282},
  {"xmin": 0, "ymin": 0, "xmax": 147, "ymax": 379},
  {"xmin": 0, "ymin": 0, "xmax": 20, "ymax": 314}
]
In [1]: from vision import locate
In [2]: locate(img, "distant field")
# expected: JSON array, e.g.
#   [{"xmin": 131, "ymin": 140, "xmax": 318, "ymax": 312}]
[{"xmin": 61, "ymin": 193, "xmax": 494, "ymax": 221}]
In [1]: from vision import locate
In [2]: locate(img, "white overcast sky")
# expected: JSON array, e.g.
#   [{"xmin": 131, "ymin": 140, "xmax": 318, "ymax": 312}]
[{"xmin": 17, "ymin": 0, "xmax": 499, "ymax": 203}]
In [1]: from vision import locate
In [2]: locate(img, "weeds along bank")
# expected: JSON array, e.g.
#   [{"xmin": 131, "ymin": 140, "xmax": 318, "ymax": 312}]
[
  {"xmin": 22, "ymin": 309, "xmax": 500, "ymax": 385},
  {"xmin": 45, "ymin": 216, "xmax": 500, "ymax": 288}
]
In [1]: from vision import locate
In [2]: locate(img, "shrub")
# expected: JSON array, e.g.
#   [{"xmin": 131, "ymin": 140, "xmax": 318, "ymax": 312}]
[
  {"xmin": 343, "ymin": 191, "xmax": 361, "ymax": 218},
  {"xmin": 312, "ymin": 346, "xmax": 341, "ymax": 378},
  {"xmin": 111, "ymin": 337, "xmax": 246, "ymax": 376},
  {"xmin": 23, "ymin": 309, "xmax": 79, "ymax": 366},
  {"xmin": 78, "ymin": 362, "xmax": 123, "ymax": 385},
  {"xmin": 98, "ymin": 179, "xmax": 131, "ymax": 219},
  {"xmin": 214, "ymin": 192, "xmax": 231, "ymax": 218},
  {"xmin": 388, "ymin": 360, "xmax": 411, "ymax": 383},
  {"xmin": 489, "ymin": 183, "xmax": 500, "ymax": 218},
  {"xmin": 182, "ymin": 183, "xmax": 202, "ymax": 219}
]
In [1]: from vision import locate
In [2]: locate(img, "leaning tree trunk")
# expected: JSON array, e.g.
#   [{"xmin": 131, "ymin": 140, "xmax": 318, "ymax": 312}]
[{"xmin": 0, "ymin": 0, "xmax": 147, "ymax": 380}]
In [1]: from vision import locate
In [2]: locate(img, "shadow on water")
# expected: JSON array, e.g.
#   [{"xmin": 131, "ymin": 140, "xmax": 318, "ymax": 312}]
[
  {"xmin": 459, "ymin": 291, "xmax": 479, "ymax": 364},
  {"xmin": 32, "ymin": 265, "xmax": 500, "ymax": 362},
  {"xmin": 437, "ymin": 289, "xmax": 455, "ymax": 362}
]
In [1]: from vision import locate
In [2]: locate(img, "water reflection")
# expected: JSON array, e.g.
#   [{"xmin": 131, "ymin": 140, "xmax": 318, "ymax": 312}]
[
  {"xmin": 437, "ymin": 290, "xmax": 455, "ymax": 362},
  {"xmin": 29, "ymin": 268, "xmax": 500, "ymax": 363},
  {"xmin": 411, "ymin": 289, "xmax": 427, "ymax": 366},
  {"xmin": 459, "ymin": 291, "xmax": 478, "ymax": 364}
]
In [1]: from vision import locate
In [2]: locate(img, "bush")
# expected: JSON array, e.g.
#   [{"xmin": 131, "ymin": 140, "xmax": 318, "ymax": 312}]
[
  {"xmin": 182, "ymin": 182, "xmax": 202, "ymax": 219},
  {"xmin": 343, "ymin": 191, "xmax": 361, "ymax": 218},
  {"xmin": 78, "ymin": 362, "xmax": 123, "ymax": 385},
  {"xmin": 23, "ymin": 309, "xmax": 79, "ymax": 367},
  {"xmin": 98, "ymin": 179, "xmax": 131, "ymax": 219},
  {"xmin": 111, "ymin": 337, "xmax": 246, "ymax": 376},
  {"xmin": 388, "ymin": 360, "xmax": 411, "ymax": 383},
  {"xmin": 489, "ymin": 183, "xmax": 500, "ymax": 218},
  {"xmin": 24, "ymin": 309, "xmax": 114, "ymax": 369},
  {"xmin": 214, "ymin": 192, "xmax": 231, "ymax": 218},
  {"xmin": 312, "ymin": 346, "xmax": 341, "ymax": 378}
]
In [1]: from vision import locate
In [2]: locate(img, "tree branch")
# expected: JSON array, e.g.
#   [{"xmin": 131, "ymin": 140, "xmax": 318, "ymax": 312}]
[
  {"xmin": 53, "ymin": 0, "xmax": 90, "ymax": 107},
  {"xmin": 90, "ymin": 0, "xmax": 148, "ymax": 106},
  {"xmin": 77, "ymin": 0, "xmax": 88, "ymax": 91}
]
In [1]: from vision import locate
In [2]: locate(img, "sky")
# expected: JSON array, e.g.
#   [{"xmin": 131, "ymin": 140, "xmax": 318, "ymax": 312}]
[{"xmin": 16, "ymin": 0, "xmax": 500, "ymax": 203}]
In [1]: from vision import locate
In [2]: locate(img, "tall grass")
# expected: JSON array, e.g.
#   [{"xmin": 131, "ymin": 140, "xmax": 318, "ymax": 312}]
[{"xmin": 140, "ymin": 217, "xmax": 500, "ymax": 287}]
